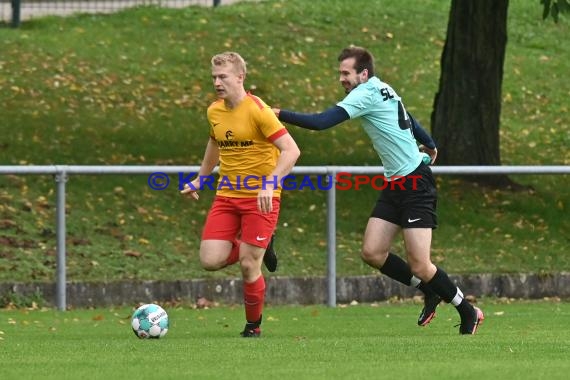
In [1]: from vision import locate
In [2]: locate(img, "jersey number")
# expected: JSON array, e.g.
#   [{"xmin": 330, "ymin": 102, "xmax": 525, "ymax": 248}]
[
  {"xmin": 382, "ymin": 87, "xmax": 412, "ymax": 131},
  {"xmin": 380, "ymin": 88, "xmax": 394, "ymax": 101},
  {"xmin": 398, "ymin": 101, "xmax": 411, "ymax": 131}
]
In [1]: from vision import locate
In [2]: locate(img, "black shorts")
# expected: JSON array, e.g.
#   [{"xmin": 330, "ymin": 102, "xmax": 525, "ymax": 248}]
[{"xmin": 370, "ymin": 163, "xmax": 438, "ymax": 229}]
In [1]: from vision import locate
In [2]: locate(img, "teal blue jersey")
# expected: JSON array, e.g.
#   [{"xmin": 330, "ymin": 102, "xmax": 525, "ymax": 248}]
[{"xmin": 337, "ymin": 76, "xmax": 423, "ymax": 179}]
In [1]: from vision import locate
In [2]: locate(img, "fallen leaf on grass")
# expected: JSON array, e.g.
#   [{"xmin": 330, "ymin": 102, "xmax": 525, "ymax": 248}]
[
  {"xmin": 0, "ymin": 219, "xmax": 17, "ymax": 229},
  {"xmin": 124, "ymin": 250, "xmax": 142, "ymax": 258}
]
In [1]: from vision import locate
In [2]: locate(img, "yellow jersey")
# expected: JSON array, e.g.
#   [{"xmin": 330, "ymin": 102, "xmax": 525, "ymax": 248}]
[{"xmin": 207, "ymin": 93, "xmax": 289, "ymax": 198}]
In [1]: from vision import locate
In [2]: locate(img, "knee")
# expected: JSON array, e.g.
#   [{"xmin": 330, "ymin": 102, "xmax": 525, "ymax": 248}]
[
  {"xmin": 360, "ymin": 245, "xmax": 388, "ymax": 267},
  {"xmin": 239, "ymin": 255, "xmax": 257, "ymax": 274},
  {"xmin": 199, "ymin": 251, "xmax": 225, "ymax": 271},
  {"xmin": 360, "ymin": 247, "xmax": 374, "ymax": 264},
  {"xmin": 200, "ymin": 258, "xmax": 223, "ymax": 271},
  {"xmin": 409, "ymin": 262, "xmax": 436, "ymax": 281}
]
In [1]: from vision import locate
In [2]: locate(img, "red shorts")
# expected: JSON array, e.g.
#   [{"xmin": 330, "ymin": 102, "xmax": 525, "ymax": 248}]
[{"xmin": 202, "ymin": 196, "xmax": 281, "ymax": 248}]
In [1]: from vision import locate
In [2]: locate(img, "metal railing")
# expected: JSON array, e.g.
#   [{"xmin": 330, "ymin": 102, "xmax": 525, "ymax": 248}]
[
  {"xmin": 2, "ymin": 0, "xmax": 240, "ymax": 26},
  {"xmin": 1, "ymin": 164, "xmax": 569, "ymax": 310}
]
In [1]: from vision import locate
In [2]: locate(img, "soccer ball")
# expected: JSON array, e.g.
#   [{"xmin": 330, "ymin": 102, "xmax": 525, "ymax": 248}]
[{"xmin": 131, "ymin": 303, "xmax": 169, "ymax": 339}]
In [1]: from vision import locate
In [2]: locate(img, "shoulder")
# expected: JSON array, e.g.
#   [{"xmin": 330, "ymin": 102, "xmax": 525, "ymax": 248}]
[
  {"xmin": 354, "ymin": 78, "xmax": 383, "ymax": 97},
  {"xmin": 341, "ymin": 79, "xmax": 377, "ymax": 104},
  {"xmin": 243, "ymin": 94, "xmax": 278, "ymax": 124},
  {"xmin": 245, "ymin": 93, "xmax": 268, "ymax": 110},
  {"xmin": 367, "ymin": 76, "xmax": 388, "ymax": 91},
  {"xmin": 207, "ymin": 99, "xmax": 224, "ymax": 113}
]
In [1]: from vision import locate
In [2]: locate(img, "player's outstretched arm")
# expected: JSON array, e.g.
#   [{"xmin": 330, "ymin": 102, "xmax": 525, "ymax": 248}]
[{"xmin": 273, "ymin": 106, "xmax": 349, "ymax": 131}]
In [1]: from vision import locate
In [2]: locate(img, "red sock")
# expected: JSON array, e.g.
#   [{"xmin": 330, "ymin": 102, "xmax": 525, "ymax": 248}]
[
  {"xmin": 225, "ymin": 239, "xmax": 240, "ymax": 266},
  {"xmin": 243, "ymin": 275, "xmax": 265, "ymax": 323}
]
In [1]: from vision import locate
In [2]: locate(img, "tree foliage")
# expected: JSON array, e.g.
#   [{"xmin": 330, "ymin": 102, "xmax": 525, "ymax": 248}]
[{"xmin": 541, "ymin": 0, "xmax": 570, "ymax": 22}]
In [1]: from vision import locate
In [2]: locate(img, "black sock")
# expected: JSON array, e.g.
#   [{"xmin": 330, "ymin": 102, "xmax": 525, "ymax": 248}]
[
  {"xmin": 427, "ymin": 267, "xmax": 475, "ymax": 319},
  {"xmin": 380, "ymin": 253, "xmax": 438, "ymax": 297},
  {"xmin": 456, "ymin": 299, "xmax": 474, "ymax": 319},
  {"xmin": 426, "ymin": 266, "xmax": 460, "ymax": 304},
  {"xmin": 417, "ymin": 281, "xmax": 438, "ymax": 298},
  {"xmin": 379, "ymin": 252, "xmax": 414, "ymax": 286}
]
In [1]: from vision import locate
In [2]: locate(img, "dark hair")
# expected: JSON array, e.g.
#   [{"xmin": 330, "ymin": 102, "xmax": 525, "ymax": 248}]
[{"xmin": 337, "ymin": 46, "xmax": 375, "ymax": 77}]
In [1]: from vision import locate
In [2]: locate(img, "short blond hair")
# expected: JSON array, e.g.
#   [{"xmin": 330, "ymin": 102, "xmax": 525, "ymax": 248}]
[{"xmin": 211, "ymin": 52, "xmax": 247, "ymax": 75}]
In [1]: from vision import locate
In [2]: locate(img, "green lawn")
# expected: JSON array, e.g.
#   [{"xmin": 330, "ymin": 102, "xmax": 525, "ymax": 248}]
[{"xmin": 1, "ymin": 300, "xmax": 569, "ymax": 379}]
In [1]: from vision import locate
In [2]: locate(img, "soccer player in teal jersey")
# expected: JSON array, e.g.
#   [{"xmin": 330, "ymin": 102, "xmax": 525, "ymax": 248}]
[{"xmin": 273, "ymin": 46, "xmax": 483, "ymax": 334}]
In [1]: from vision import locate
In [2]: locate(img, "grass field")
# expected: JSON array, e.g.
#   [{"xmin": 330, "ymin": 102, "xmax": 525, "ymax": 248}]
[
  {"xmin": 1, "ymin": 300, "xmax": 570, "ymax": 379},
  {"xmin": 0, "ymin": 0, "xmax": 568, "ymax": 286}
]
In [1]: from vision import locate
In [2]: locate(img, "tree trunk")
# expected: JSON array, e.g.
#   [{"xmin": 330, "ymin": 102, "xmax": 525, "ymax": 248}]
[{"xmin": 431, "ymin": 0, "xmax": 517, "ymax": 187}]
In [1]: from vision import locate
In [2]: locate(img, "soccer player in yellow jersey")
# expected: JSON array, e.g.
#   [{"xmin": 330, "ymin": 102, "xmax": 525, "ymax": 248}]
[{"xmin": 181, "ymin": 52, "xmax": 300, "ymax": 337}]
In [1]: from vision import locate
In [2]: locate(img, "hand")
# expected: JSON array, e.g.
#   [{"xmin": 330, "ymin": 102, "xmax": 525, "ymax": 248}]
[
  {"xmin": 271, "ymin": 108, "xmax": 280, "ymax": 118},
  {"xmin": 257, "ymin": 188, "xmax": 274, "ymax": 214},
  {"xmin": 180, "ymin": 181, "xmax": 200, "ymax": 200},
  {"xmin": 419, "ymin": 145, "xmax": 438, "ymax": 165}
]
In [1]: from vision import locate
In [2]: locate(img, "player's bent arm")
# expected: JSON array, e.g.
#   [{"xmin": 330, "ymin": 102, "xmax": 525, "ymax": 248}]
[
  {"xmin": 180, "ymin": 138, "xmax": 219, "ymax": 198},
  {"xmin": 195, "ymin": 137, "xmax": 220, "ymax": 177},
  {"xmin": 408, "ymin": 112, "xmax": 436, "ymax": 150},
  {"xmin": 256, "ymin": 133, "xmax": 300, "ymax": 213},
  {"xmin": 407, "ymin": 112, "xmax": 438, "ymax": 164},
  {"xmin": 275, "ymin": 106, "xmax": 349, "ymax": 131},
  {"xmin": 420, "ymin": 145, "xmax": 438, "ymax": 165},
  {"xmin": 269, "ymin": 133, "xmax": 301, "ymax": 182}
]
